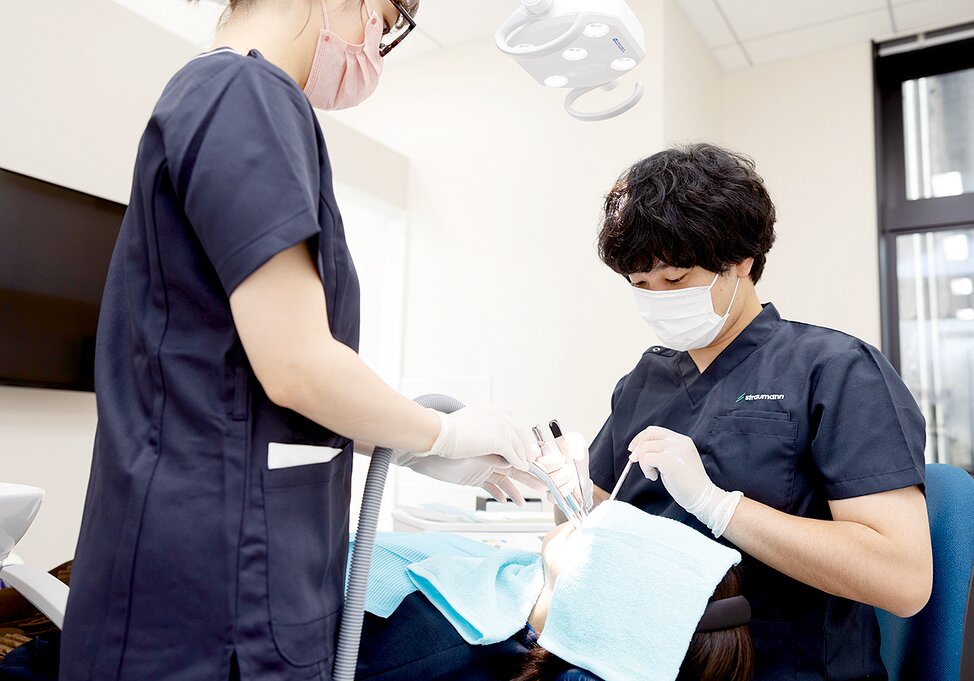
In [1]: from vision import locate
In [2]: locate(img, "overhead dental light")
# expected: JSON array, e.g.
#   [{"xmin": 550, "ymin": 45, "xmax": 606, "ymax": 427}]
[{"xmin": 495, "ymin": 0, "xmax": 646, "ymax": 122}]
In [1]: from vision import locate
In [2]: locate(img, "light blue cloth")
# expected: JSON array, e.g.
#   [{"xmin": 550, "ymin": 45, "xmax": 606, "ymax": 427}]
[
  {"xmin": 537, "ymin": 501, "xmax": 742, "ymax": 681},
  {"xmin": 347, "ymin": 532, "xmax": 496, "ymax": 618},
  {"xmin": 407, "ymin": 546, "xmax": 544, "ymax": 645}
]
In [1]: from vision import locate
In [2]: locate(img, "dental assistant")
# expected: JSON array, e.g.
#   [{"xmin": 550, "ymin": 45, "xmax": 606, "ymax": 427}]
[
  {"xmin": 60, "ymin": 2, "xmax": 538, "ymax": 680},
  {"xmin": 583, "ymin": 144, "xmax": 933, "ymax": 680}
]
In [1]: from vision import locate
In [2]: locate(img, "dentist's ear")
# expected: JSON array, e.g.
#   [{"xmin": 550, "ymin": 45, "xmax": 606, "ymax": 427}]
[{"xmin": 735, "ymin": 258, "xmax": 754, "ymax": 279}]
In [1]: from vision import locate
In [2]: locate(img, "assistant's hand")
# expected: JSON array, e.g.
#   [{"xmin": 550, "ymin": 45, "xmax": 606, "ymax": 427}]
[
  {"xmin": 628, "ymin": 426, "xmax": 743, "ymax": 537},
  {"xmin": 394, "ymin": 451, "xmax": 546, "ymax": 507},
  {"xmin": 425, "ymin": 405, "xmax": 533, "ymax": 471},
  {"xmin": 534, "ymin": 432, "xmax": 593, "ymax": 511}
]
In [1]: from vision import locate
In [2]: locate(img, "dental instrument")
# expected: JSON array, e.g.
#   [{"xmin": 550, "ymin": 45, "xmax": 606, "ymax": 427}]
[
  {"xmin": 528, "ymin": 461, "xmax": 584, "ymax": 523},
  {"xmin": 608, "ymin": 459, "xmax": 635, "ymax": 502},
  {"xmin": 531, "ymin": 425, "xmax": 586, "ymax": 521},
  {"xmin": 495, "ymin": 0, "xmax": 646, "ymax": 122},
  {"xmin": 549, "ymin": 419, "xmax": 593, "ymax": 513}
]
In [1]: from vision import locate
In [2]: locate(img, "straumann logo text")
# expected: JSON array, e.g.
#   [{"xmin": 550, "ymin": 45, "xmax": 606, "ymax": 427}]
[{"xmin": 736, "ymin": 393, "xmax": 785, "ymax": 403}]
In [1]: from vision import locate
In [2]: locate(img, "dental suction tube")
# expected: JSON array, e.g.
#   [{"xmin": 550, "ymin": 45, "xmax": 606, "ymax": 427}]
[{"xmin": 333, "ymin": 394, "xmax": 465, "ymax": 681}]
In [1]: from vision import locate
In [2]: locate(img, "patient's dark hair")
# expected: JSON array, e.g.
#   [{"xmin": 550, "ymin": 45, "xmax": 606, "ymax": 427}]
[
  {"xmin": 597, "ymin": 143, "xmax": 776, "ymax": 284},
  {"xmin": 512, "ymin": 567, "xmax": 753, "ymax": 681}
]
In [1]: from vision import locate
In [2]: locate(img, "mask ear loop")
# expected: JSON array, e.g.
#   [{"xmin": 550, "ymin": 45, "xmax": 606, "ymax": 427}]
[
  {"xmin": 719, "ymin": 275, "xmax": 742, "ymax": 317},
  {"xmin": 318, "ymin": 0, "xmax": 331, "ymax": 32}
]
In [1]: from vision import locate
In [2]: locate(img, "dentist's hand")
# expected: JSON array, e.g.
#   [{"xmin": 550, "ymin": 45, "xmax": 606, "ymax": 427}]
[
  {"xmin": 394, "ymin": 451, "xmax": 547, "ymax": 507},
  {"xmin": 628, "ymin": 426, "xmax": 743, "ymax": 537},
  {"xmin": 425, "ymin": 405, "xmax": 533, "ymax": 471}
]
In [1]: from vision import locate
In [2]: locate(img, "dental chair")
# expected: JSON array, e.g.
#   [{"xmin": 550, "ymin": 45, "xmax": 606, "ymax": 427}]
[
  {"xmin": 875, "ymin": 463, "xmax": 974, "ymax": 681},
  {"xmin": 0, "ymin": 484, "xmax": 68, "ymax": 630}
]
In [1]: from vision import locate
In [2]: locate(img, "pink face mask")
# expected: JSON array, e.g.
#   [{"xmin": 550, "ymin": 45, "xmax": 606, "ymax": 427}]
[{"xmin": 304, "ymin": 0, "xmax": 385, "ymax": 111}]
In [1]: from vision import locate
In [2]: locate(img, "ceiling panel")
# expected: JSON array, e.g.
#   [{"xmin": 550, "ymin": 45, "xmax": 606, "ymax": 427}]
[
  {"xmin": 412, "ymin": 2, "xmax": 519, "ymax": 48},
  {"xmin": 712, "ymin": 43, "xmax": 751, "ymax": 71},
  {"xmin": 674, "ymin": 0, "xmax": 736, "ymax": 47},
  {"xmin": 719, "ymin": 0, "xmax": 888, "ymax": 42},
  {"xmin": 743, "ymin": 8, "xmax": 892, "ymax": 65},
  {"xmin": 893, "ymin": 0, "xmax": 974, "ymax": 31}
]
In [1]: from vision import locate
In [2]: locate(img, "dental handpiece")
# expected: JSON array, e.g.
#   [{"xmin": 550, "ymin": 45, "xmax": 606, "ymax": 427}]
[
  {"xmin": 532, "ymin": 425, "xmax": 584, "ymax": 520},
  {"xmin": 528, "ymin": 462, "xmax": 581, "ymax": 521},
  {"xmin": 551, "ymin": 419, "xmax": 592, "ymax": 514}
]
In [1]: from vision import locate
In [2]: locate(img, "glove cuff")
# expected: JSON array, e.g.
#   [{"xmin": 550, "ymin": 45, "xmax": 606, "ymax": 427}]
[
  {"xmin": 426, "ymin": 410, "xmax": 451, "ymax": 456},
  {"xmin": 708, "ymin": 490, "xmax": 743, "ymax": 538},
  {"xmin": 686, "ymin": 482, "xmax": 743, "ymax": 538}
]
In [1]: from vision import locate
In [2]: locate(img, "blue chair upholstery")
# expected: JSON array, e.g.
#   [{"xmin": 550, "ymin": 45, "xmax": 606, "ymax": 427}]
[{"xmin": 876, "ymin": 463, "xmax": 974, "ymax": 681}]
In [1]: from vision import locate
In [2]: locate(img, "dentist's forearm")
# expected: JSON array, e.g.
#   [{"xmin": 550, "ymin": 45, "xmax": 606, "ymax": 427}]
[{"xmin": 722, "ymin": 496, "xmax": 930, "ymax": 617}]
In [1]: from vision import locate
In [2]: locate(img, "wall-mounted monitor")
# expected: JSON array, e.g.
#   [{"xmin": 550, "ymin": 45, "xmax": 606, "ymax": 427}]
[{"xmin": 0, "ymin": 168, "xmax": 124, "ymax": 391}]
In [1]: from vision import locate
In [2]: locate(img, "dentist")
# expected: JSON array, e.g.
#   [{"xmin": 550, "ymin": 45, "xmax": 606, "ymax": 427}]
[
  {"xmin": 559, "ymin": 144, "xmax": 932, "ymax": 680},
  {"xmin": 60, "ymin": 2, "xmax": 537, "ymax": 680}
]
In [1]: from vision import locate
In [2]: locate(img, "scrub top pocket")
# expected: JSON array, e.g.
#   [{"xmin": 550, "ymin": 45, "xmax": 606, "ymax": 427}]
[
  {"xmin": 261, "ymin": 446, "xmax": 351, "ymax": 668},
  {"xmin": 708, "ymin": 413, "xmax": 799, "ymax": 510}
]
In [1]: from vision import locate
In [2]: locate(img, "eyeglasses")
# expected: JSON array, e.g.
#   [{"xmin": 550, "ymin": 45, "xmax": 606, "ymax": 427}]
[{"xmin": 379, "ymin": 0, "xmax": 416, "ymax": 58}]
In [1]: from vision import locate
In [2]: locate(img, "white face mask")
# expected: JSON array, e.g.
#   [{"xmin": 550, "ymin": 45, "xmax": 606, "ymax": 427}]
[{"xmin": 632, "ymin": 273, "xmax": 741, "ymax": 351}]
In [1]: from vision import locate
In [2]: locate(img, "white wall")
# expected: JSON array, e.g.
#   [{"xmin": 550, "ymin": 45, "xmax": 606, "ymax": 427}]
[
  {"xmin": 662, "ymin": 0, "xmax": 723, "ymax": 144},
  {"xmin": 718, "ymin": 43, "xmax": 881, "ymax": 346},
  {"xmin": 329, "ymin": 1, "xmax": 667, "ymax": 445}
]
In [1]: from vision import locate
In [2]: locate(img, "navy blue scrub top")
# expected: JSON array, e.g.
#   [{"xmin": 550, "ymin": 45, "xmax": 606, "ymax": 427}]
[
  {"xmin": 589, "ymin": 304, "xmax": 925, "ymax": 681},
  {"xmin": 60, "ymin": 49, "xmax": 360, "ymax": 681}
]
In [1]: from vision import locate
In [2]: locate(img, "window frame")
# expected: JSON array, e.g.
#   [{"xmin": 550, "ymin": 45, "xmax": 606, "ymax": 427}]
[{"xmin": 874, "ymin": 35, "xmax": 974, "ymax": 369}]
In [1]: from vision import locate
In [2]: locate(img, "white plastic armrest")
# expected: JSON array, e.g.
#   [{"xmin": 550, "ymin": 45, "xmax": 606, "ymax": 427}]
[{"xmin": 0, "ymin": 563, "xmax": 69, "ymax": 629}]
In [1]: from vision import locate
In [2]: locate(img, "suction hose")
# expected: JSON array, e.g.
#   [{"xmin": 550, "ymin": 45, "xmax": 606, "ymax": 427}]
[{"xmin": 332, "ymin": 394, "xmax": 466, "ymax": 681}]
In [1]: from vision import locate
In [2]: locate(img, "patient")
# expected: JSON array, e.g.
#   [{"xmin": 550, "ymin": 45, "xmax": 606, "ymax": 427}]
[
  {"xmin": 354, "ymin": 501, "xmax": 754, "ymax": 681},
  {"xmin": 0, "ymin": 506, "xmax": 751, "ymax": 681}
]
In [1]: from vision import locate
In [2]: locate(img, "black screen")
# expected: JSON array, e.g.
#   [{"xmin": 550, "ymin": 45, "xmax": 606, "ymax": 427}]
[{"xmin": 0, "ymin": 168, "xmax": 125, "ymax": 391}]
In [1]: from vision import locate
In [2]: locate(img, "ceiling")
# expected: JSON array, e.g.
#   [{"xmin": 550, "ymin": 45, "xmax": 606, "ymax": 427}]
[
  {"xmin": 107, "ymin": 0, "xmax": 515, "ymax": 65},
  {"xmin": 675, "ymin": 0, "xmax": 974, "ymax": 71},
  {"xmin": 111, "ymin": 0, "xmax": 974, "ymax": 70}
]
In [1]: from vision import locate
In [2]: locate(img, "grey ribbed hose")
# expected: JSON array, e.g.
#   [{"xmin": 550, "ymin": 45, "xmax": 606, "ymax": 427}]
[{"xmin": 332, "ymin": 394, "xmax": 465, "ymax": 681}]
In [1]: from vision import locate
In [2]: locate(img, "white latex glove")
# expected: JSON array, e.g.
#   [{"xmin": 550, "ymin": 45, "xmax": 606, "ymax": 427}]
[
  {"xmin": 534, "ymin": 432, "xmax": 593, "ymax": 512},
  {"xmin": 394, "ymin": 451, "xmax": 547, "ymax": 507},
  {"xmin": 628, "ymin": 426, "xmax": 743, "ymax": 538},
  {"xmin": 427, "ymin": 405, "xmax": 533, "ymax": 471}
]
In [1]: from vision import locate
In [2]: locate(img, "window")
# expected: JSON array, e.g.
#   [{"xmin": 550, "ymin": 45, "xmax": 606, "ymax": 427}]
[
  {"xmin": 876, "ymin": 30, "xmax": 974, "ymax": 470},
  {"xmin": 333, "ymin": 184, "xmax": 408, "ymax": 531},
  {"xmin": 334, "ymin": 184, "xmax": 408, "ymax": 391},
  {"xmin": 902, "ymin": 67, "xmax": 974, "ymax": 202}
]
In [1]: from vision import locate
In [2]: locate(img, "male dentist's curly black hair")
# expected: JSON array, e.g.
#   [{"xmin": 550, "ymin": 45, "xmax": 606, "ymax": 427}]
[{"xmin": 598, "ymin": 143, "xmax": 777, "ymax": 283}]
